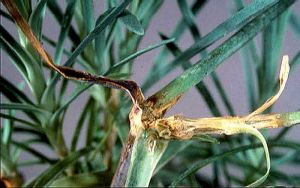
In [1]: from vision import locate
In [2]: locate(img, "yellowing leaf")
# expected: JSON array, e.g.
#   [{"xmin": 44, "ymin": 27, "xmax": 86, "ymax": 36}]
[{"xmin": 248, "ymin": 55, "xmax": 290, "ymax": 118}]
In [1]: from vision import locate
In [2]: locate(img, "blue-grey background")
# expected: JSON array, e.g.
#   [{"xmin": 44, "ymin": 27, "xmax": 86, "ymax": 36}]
[{"xmin": 1, "ymin": 0, "xmax": 300, "ymax": 183}]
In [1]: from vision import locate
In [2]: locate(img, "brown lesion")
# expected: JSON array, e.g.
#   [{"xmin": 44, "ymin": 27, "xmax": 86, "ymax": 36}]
[{"xmin": 2, "ymin": 0, "xmax": 145, "ymax": 107}]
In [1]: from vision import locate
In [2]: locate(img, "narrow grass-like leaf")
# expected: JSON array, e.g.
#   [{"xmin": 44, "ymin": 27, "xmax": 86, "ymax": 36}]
[
  {"xmin": 85, "ymin": 100, "xmax": 101, "ymax": 147},
  {"xmin": 240, "ymin": 44, "xmax": 258, "ymax": 111},
  {"xmin": 2, "ymin": 111, "xmax": 13, "ymax": 151},
  {"xmin": 90, "ymin": 115, "xmax": 114, "ymax": 159},
  {"xmin": 0, "ymin": 26, "xmax": 46, "ymax": 101},
  {"xmin": 169, "ymin": 143, "xmax": 263, "ymax": 187},
  {"xmin": 47, "ymin": 0, "xmax": 80, "ymax": 45},
  {"xmin": 71, "ymin": 98, "xmax": 93, "ymax": 152},
  {"xmin": 144, "ymin": 0, "xmax": 205, "ymax": 85},
  {"xmin": 42, "ymin": 35, "xmax": 88, "ymax": 68},
  {"xmin": 143, "ymin": 0, "xmax": 280, "ymax": 91},
  {"xmin": 211, "ymin": 73, "xmax": 235, "ymax": 116},
  {"xmin": 260, "ymin": 8, "xmax": 289, "ymax": 103},
  {"xmin": 50, "ymin": 83, "xmax": 92, "ymax": 129},
  {"xmin": 54, "ymin": 0, "xmax": 77, "ymax": 65},
  {"xmin": 119, "ymin": 10, "xmax": 144, "ymax": 35},
  {"xmin": 0, "ymin": 76, "xmax": 33, "ymax": 105},
  {"xmin": 177, "ymin": 0, "xmax": 235, "ymax": 116},
  {"xmin": 0, "ymin": 147, "xmax": 16, "ymax": 175},
  {"xmin": 14, "ymin": 126, "xmax": 50, "ymax": 144},
  {"xmin": 1, "ymin": 32, "xmax": 28, "ymax": 81},
  {"xmin": 148, "ymin": 0, "xmax": 295, "ymax": 109},
  {"xmin": 80, "ymin": 0, "xmax": 95, "ymax": 34},
  {"xmin": 29, "ymin": 0, "xmax": 48, "ymax": 40},
  {"xmin": 31, "ymin": 147, "xmax": 92, "ymax": 187},
  {"xmin": 290, "ymin": 51, "xmax": 300, "ymax": 68},
  {"xmin": 0, "ymin": 113, "xmax": 43, "ymax": 132},
  {"xmin": 272, "ymin": 150, "xmax": 298, "ymax": 167},
  {"xmin": 289, "ymin": 12, "xmax": 300, "ymax": 36},
  {"xmin": 237, "ymin": 127, "xmax": 270, "ymax": 187},
  {"xmin": 44, "ymin": 0, "xmax": 132, "ymax": 101},
  {"xmin": 105, "ymin": 38, "xmax": 175, "ymax": 75},
  {"xmin": 177, "ymin": 0, "xmax": 201, "ymax": 41},
  {"xmin": 269, "ymin": 170, "xmax": 300, "ymax": 185},
  {"xmin": 232, "ymin": 0, "xmax": 259, "ymax": 111},
  {"xmin": 154, "ymin": 141, "xmax": 193, "ymax": 175},
  {"xmin": 0, "ymin": 9, "xmax": 13, "ymax": 21},
  {"xmin": 0, "ymin": 103, "xmax": 49, "ymax": 114},
  {"xmin": 18, "ymin": 160, "xmax": 49, "ymax": 167},
  {"xmin": 12, "ymin": 140, "xmax": 55, "ymax": 163},
  {"xmin": 160, "ymin": 34, "xmax": 221, "ymax": 116},
  {"xmin": 64, "ymin": 0, "xmax": 131, "ymax": 67},
  {"xmin": 49, "ymin": 171, "xmax": 111, "ymax": 187},
  {"xmin": 4, "ymin": 0, "xmax": 144, "ymax": 108},
  {"xmin": 273, "ymin": 127, "xmax": 291, "ymax": 141},
  {"xmin": 94, "ymin": 8, "xmax": 114, "ymax": 73},
  {"xmin": 0, "ymin": 76, "xmax": 42, "ymax": 123}
]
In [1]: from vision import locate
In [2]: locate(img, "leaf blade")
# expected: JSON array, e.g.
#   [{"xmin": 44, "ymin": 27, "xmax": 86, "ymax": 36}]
[
  {"xmin": 30, "ymin": 148, "xmax": 92, "ymax": 187},
  {"xmin": 142, "ymin": 0, "xmax": 280, "ymax": 91},
  {"xmin": 148, "ymin": 0, "xmax": 295, "ymax": 110}
]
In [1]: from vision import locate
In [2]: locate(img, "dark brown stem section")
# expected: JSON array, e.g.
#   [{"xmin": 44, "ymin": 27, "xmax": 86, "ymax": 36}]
[{"xmin": 110, "ymin": 133, "xmax": 135, "ymax": 187}]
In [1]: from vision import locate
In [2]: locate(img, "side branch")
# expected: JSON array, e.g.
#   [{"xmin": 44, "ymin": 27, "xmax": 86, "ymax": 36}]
[{"xmin": 150, "ymin": 111, "xmax": 300, "ymax": 140}]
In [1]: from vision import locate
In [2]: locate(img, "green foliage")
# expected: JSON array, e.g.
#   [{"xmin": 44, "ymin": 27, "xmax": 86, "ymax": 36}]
[{"xmin": 1, "ymin": 0, "xmax": 299, "ymax": 187}]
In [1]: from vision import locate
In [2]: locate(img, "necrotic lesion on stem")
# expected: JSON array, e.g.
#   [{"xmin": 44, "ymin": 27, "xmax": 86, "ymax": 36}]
[
  {"xmin": 150, "ymin": 112, "xmax": 300, "ymax": 140},
  {"xmin": 146, "ymin": 56, "xmax": 299, "ymax": 140}
]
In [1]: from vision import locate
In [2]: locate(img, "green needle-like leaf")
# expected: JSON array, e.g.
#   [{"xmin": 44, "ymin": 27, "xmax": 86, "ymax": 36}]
[
  {"xmin": 64, "ymin": 0, "xmax": 131, "ymax": 68},
  {"xmin": 28, "ymin": 0, "xmax": 48, "ymax": 40},
  {"xmin": 105, "ymin": 38, "xmax": 175, "ymax": 75},
  {"xmin": 50, "ymin": 83, "xmax": 92, "ymax": 129},
  {"xmin": 144, "ymin": 0, "xmax": 206, "ymax": 88},
  {"xmin": 0, "ymin": 76, "xmax": 34, "ymax": 105},
  {"xmin": 70, "ymin": 98, "xmax": 93, "ymax": 152},
  {"xmin": 0, "ymin": 103, "xmax": 49, "ymax": 114},
  {"xmin": 43, "ymin": 0, "xmax": 132, "ymax": 103},
  {"xmin": 30, "ymin": 147, "xmax": 92, "ymax": 187},
  {"xmin": 1, "ymin": 26, "xmax": 46, "ymax": 101},
  {"xmin": 0, "ymin": 113, "xmax": 43, "ymax": 132},
  {"xmin": 143, "ymin": 0, "xmax": 281, "ymax": 91},
  {"xmin": 149, "ymin": 0, "xmax": 295, "ymax": 109},
  {"xmin": 49, "ymin": 171, "xmax": 110, "ymax": 187},
  {"xmin": 54, "ymin": 0, "xmax": 77, "ymax": 65},
  {"xmin": 289, "ymin": 12, "xmax": 300, "ymax": 36},
  {"xmin": 170, "ymin": 143, "xmax": 263, "ymax": 187},
  {"xmin": 12, "ymin": 140, "xmax": 55, "ymax": 164},
  {"xmin": 154, "ymin": 141, "xmax": 193, "ymax": 175},
  {"xmin": 160, "ymin": 34, "xmax": 221, "ymax": 116},
  {"xmin": 80, "ymin": 0, "xmax": 95, "ymax": 34},
  {"xmin": 47, "ymin": 0, "xmax": 80, "ymax": 45}
]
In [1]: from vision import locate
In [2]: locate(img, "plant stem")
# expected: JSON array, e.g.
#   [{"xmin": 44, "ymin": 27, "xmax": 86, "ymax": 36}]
[
  {"xmin": 149, "ymin": 111, "xmax": 300, "ymax": 140},
  {"xmin": 125, "ymin": 131, "xmax": 168, "ymax": 187},
  {"xmin": 111, "ymin": 133, "xmax": 135, "ymax": 186}
]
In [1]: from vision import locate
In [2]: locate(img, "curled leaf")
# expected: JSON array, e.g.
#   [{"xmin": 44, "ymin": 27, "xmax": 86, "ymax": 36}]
[
  {"xmin": 248, "ymin": 55, "xmax": 290, "ymax": 118},
  {"xmin": 234, "ymin": 126, "xmax": 270, "ymax": 187},
  {"xmin": 2, "ymin": 0, "xmax": 144, "ymax": 105}
]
